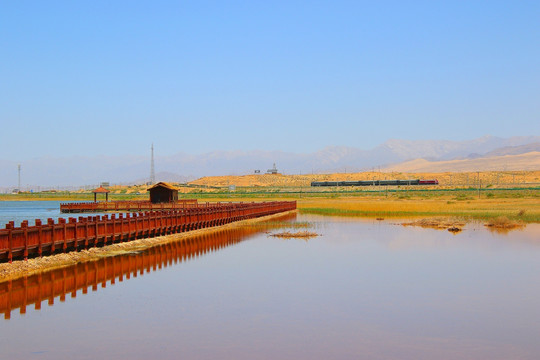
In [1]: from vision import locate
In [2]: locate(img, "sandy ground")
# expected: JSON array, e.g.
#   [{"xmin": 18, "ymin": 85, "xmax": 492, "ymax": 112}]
[{"xmin": 0, "ymin": 210, "xmax": 297, "ymax": 283}]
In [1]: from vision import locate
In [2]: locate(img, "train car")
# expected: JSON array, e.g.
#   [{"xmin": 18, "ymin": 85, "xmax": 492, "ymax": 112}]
[{"xmin": 311, "ymin": 179, "xmax": 438, "ymax": 187}]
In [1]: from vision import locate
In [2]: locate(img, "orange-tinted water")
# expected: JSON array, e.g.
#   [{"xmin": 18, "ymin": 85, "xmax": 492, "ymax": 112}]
[{"xmin": 1, "ymin": 214, "xmax": 540, "ymax": 360}]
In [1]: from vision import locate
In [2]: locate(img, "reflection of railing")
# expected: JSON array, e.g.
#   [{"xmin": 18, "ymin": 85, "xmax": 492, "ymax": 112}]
[
  {"xmin": 0, "ymin": 201, "xmax": 296, "ymax": 262},
  {"xmin": 0, "ymin": 223, "xmax": 278, "ymax": 320},
  {"xmin": 60, "ymin": 200, "xmax": 199, "ymax": 213}
]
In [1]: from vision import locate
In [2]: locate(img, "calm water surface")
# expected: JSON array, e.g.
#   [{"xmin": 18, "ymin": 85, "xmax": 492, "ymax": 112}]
[
  {"xmin": 0, "ymin": 200, "xmax": 113, "ymax": 227},
  {"xmin": 1, "ymin": 202, "xmax": 540, "ymax": 359}
]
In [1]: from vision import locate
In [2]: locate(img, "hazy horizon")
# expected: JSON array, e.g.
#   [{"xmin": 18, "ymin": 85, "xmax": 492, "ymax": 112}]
[{"xmin": 1, "ymin": 135, "xmax": 538, "ymax": 188}]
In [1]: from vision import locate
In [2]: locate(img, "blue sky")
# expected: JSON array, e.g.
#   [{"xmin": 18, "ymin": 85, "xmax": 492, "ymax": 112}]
[{"xmin": 1, "ymin": 1, "xmax": 539, "ymax": 160}]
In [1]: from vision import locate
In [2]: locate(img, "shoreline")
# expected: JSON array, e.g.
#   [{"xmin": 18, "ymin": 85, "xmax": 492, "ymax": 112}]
[
  {"xmin": 0, "ymin": 210, "xmax": 297, "ymax": 283},
  {"xmin": 296, "ymin": 197, "xmax": 540, "ymax": 223},
  {"xmin": 1, "ymin": 195, "xmax": 537, "ymax": 222}
]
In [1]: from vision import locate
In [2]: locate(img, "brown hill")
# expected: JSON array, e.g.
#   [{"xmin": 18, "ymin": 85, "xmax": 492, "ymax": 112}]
[{"xmin": 384, "ymin": 152, "xmax": 540, "ymax": 173}]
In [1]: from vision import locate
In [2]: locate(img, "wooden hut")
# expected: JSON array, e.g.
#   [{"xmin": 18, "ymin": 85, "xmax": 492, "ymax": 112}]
[{"xmin": 147, "ymin": 182, "xmax": 178, "ymax": 204}]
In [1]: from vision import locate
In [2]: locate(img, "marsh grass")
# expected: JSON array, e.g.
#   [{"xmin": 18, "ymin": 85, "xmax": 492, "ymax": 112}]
[
  {"xmin": 485, "ymin": 216, "xmax": 524, "ymax": 229},
  {"xmin": 270, "ymin": 231, "xmax": 319, "ymax": 239},
  {"xmin": 402, "ymin": 217, "xmax": 465, "ymax": 229},
  {"xmin": 245, "ymin": 220, "xmax": 314, "ymax": 231},
  {"xmin": 298, "ymin": 197, "xmax": 540, "ymax": 223},
  {"xmin": 260, "ymin": 221, "xmax": 312, "ymax": 228},
  {"xmin": 300, "ymin": 207, "xmax": 448, "ymax": 218}
]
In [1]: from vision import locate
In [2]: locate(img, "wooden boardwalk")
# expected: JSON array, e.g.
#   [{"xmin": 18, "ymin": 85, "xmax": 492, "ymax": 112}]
[{"xmin": 0, "ymin": 201, "xmax": 296, "ymax": 262}]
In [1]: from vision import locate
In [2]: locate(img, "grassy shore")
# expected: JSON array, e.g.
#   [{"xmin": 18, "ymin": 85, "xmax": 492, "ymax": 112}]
[
  {"xmin": 185, "ymin": 191, "xmax": 539, "ymax": 223},
  {"xmin": 185, "ymin": 189, "xmax": 539, "ymax": 222},
  {"xmin": 297, "ymin": 197, "xmax": 540, "ymax": 222},
  {"xmin": 2, "ymin": 188, "xmax": 539, "ymax": 222}
]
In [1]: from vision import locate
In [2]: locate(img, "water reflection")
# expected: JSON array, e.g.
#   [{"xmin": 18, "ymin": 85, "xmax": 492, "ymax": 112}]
[
  {"xmin": 3, "ymin": 213, "xmax": 539, "ymax": 360},
  {"xmin": 0, "ymin": 221, "xmax": 290, "ymax": 320}
]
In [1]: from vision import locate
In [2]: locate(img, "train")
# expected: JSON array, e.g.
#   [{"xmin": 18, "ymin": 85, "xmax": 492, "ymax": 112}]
[{"xmin": 310, "ymin": 179, "xmax": 439, "ymax": 187}]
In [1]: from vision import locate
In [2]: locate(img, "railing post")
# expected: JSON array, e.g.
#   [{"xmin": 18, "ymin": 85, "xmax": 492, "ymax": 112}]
[
  {"xmin": 36, "ymin": 219, "xmax": 43, "ymax": 257},
  {"xmin": 22, "ymin": 221, "xmax": 29, "ymax": 260},
  {"xmin": 7, "ymin": 223, "xmax": 13, "ymax": 263},
  {"xmin": 58, "ymin": 218, "xmax": 67, "ymax": 253},
  {"xmin": 48, "ymin": 218, "xmax": 56, "ymax": 254},
  {"xmin": 71, "ymin": 218, "xmax": 78, "ymax": 251},
  {"xmin": 94, "ymin": 216, "xmax": 99, "ymax": 247}
]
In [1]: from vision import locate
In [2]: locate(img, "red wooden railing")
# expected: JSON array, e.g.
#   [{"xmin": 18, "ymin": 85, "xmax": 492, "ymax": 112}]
[
  {"xmin": 60, "ymin": 200, "xmax": 199, "ymax": 213},
  {"xmin": 0, "ymin": 201, "xmax": 296, "ymax": 263}
]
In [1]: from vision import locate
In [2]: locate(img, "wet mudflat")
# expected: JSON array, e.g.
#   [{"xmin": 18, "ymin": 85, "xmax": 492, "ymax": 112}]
[{"xmin": 1, "ymin": 213, "xmax": 540, "ymax": 360}]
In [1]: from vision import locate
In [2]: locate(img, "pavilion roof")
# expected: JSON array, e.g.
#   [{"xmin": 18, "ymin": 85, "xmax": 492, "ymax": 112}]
[{"xmin": 92, "ymin": 186, "xmax": 110, "ymax": 193}]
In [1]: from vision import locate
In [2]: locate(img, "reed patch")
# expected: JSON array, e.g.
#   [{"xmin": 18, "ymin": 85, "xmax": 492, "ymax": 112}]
[{"xmin": 270, "ymin": 231, "xmax": 319, "ymax": 239}]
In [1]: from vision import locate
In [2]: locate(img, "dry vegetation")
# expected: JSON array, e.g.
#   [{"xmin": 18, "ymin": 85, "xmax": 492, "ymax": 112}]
[
  {"xmin": 270, "ymin": 231, "xmax": 319, "ymax": 239},
  {"xmin": 297, "ymin": 197, "xmax": 540, "ymax": 222},
  {"xmin": 484, "ymin": 216, "xmax": 525, "ymax": 230},
  {"xmin": 402, "ymin": 217, "xmax": 465, "ymax": 232}
]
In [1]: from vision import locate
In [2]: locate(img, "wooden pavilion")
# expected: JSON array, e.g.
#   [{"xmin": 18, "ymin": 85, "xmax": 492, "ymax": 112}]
[{"xmin": 92, "ymin": 186, "xmax": 110, "ymax": 202}]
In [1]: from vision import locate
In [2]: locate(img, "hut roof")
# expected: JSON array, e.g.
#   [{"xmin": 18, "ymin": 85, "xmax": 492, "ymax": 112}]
[
  {"xmin": 147, "ymin": 182, "xmax": 178, "ymax": 191},
  {"xmin": 92, "ymin": 186, "xmax": 110, "ymax": 193}
]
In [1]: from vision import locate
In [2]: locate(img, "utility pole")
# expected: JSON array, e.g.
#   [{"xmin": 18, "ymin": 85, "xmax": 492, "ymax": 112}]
[
  {"xmin": 150, "ymin": 143, "xmax": 155, "ymax": 185},
  {"xmin": 477, "ymin": 171, "xmax": 481, "ymax": 199},
  {"xmin": 17, "ymin": 164, "xmax": 21, "ymax": 193}
]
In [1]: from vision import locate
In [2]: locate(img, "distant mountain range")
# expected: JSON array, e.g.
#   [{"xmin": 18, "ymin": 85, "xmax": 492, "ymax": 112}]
[{"xmin": 1, "ymin": 135, "xmax": 539, "ymax": 189}]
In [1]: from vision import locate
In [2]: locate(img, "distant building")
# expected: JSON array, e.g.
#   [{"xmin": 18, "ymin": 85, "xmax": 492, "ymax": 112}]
[
  {"xmin": 254, "ymin": 170, "xmax": 261, "ymax": 174},
  {"xmin": 267, "ymin": 163, "xmax": 278, "ymax": 175},
  {"xmin": 147, "ymin": 182, "xmax": 178, "ymax": 203}
]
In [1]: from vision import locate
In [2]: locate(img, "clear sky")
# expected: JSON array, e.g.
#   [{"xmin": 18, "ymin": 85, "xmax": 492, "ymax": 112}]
[{"xmin": 1, "ymin": 1, "xmax": 539, "ymax": 160}]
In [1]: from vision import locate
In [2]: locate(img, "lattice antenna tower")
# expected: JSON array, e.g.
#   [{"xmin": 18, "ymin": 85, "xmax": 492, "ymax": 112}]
[{"xmin": 150, "ymin": 143, "xmax": 156, "ymax": 184}]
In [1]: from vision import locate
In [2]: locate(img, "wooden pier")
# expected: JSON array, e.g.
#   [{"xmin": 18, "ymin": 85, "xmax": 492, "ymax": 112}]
[{"xmin": 0, "ymin": 201, "xmax": 296, "ymax": 263}]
